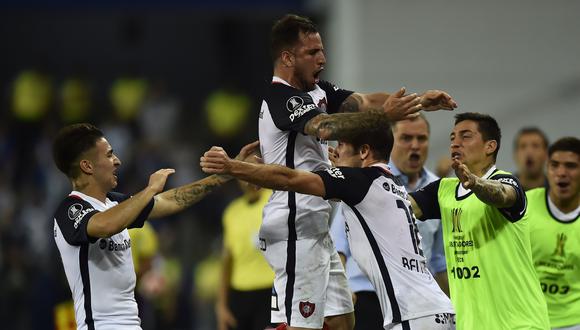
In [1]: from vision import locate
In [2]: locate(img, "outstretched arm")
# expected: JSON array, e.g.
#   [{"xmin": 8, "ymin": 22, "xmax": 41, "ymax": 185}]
[
  {"xmin": 200, "ymin": 147, "xmax": 326, "ymax": 197},
  {"xmin": 453, "ymin": 159, "xmax": 517, "ymax": 208}
]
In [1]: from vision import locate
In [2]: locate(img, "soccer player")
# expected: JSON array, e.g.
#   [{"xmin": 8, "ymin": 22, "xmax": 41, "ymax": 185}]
[
  {"xmin": 216, "ymin": 181, "xmax": 274, "ymax": 330},
  {"xmin": 201, "ymin": 114, "xmax": 456, "ymax": 329},
  {"xmin": 527, "ymin": 137, "xmax": 579, "ymax": 330},
  {"xmin": 389, "ymin": 115, "xmax": 448, "ymax": 294},
  {"xmin": 514, "ymin": 127, "xmax": 549, "ymax": 190},
  {"xmin": 408, "ymin": 113, "xmax": 550, "ymax": 329},
  {"xmin": 51, "ymin": 123, "xmax": 254, "ymax": 330},
  {"xmin": 258, "ymin": 14, "xmax": 457, "ymax": 330}
]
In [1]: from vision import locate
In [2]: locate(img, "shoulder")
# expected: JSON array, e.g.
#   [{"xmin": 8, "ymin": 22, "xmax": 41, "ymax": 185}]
[
  {"xmin": 266, "ymin": 83, "xmax": 313, "ymax": 105},
  {"xmin": 106, "ymin": 191, "xmax": 130, "ymax": 203},
  {"xmin": 54, "ymin": 195, "xmax": 96, "ymax": 221}
]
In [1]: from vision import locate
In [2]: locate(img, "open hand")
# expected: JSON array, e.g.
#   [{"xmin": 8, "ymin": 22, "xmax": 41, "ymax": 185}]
[
  {"xmin": 452, "ymin": 158, "xmax": 476, "ymax": 189},
  {"xmin": 420, "ymin": 90, "xmax": 457, "ymax": 111},
  {"xmin": 148, "ymin": 168, "xmax": 175, "ymax": 193},
  {"xmin": 382, "ymin": 87, "xmax": 423, "ymax": 121}
]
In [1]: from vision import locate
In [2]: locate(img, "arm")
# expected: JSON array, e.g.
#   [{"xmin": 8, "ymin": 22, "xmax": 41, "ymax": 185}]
[
  {"xmin": 339, "ymin": 89, "xmax": 457, "ymax": 115},
  {"xmin": 408, "ymin": 195, "xmax": 424, "ymax": 220},
  {"xmin": 87, "ymin": 168, "xmax": 174, "ymax": 238},
  {"xmin": 303, "ymin": 110, "xmax": 390, "ymax": 141},
  {"xmin": 200, "ymin": 147, "xmax": 326, "ymax": 197},
  {"xmin": 149, "ymin": 174, "xmax": 231, "ymax": 219},
  {"xmin": 452, "ymin": 159, "xmax": 517, "ymax": 208},
  {"xmin": 215, "ymin": 247, "xmax": 237, "ymax": 330}
]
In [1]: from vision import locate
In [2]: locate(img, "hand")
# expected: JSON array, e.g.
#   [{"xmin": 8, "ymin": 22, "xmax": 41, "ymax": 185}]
[
  {"xmin": 420, "ymin": 90, "xmax": 457, "ymax": 111},
  {"xmin": 201, "ymin": 147, "xmax": 233, "ymax": 174},
  {"xmin": 234, "ymin": 140, "xmax": 260, "ymax": 162},
  {"xmin": 216, "ymin": 303, "xmax": 237, "ymax": 330},
  {"xmin": 148, "ymin": 169, "xmax": 175, "ymax": 193},
  {"xmin": 382, "ymin": 87, "xmax": 423, "ymax": 121},
  {"xmin": 452, "ymin": 158, "xmax": 477, "ymax": 189},
  {"xmin": 328, "ymin": 146, "xmax": 339, "ymax": 167}
]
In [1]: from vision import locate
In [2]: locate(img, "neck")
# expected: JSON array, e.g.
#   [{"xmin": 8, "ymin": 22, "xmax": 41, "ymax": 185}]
[
  {"xmin": 470, "ymin": 161, "xmax": 495, "ymax": 178},
  {"xmin": 406, "ymin": 171, "xmax": 421, "ymax": 189},
  {"xmin": 549, "ymin": 190, "xmax": 580, "ymax": 214},
  {"xmin": 274, "ymin": 67, "xmax": 304, "ymax": 91},
  {"xmin": 365, "ymin": 159, "xmax": 387, "ymax": 168},
  {"xmin": 517, "ymin": 173, "xmax": 545, "ymax": 190},
  {"xmin": 73, "ymin": 178, "xmax": 107, "ymax": 203}
]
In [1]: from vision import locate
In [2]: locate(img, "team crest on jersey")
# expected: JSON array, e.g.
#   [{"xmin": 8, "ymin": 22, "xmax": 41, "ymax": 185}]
[
  {"xmin": 299, "ymin": 301, "xmax": 315, "ymax": 318},
  {"xmin": 326, "ymin": 167, "xmax": 345, "ymax": 179},
  {"xmin": 68, "ymin": 203, "xmax": 83, "ymax": 220},
  {"xmin": 286, "ymin": 96, "xmax": 304, "ymax": 112},
  {"xmin": 451, "ymin": 208, "xmax": 463, "ymax": 233},
  {"xmin": 553, "ymin": 233, "xmax": 567, "ymax": 257}
]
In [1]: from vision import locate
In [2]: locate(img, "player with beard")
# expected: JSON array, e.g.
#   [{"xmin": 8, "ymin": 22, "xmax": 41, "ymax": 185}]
[
  {"xmin": 513, "ymin": 127, "xmax": 549, "ymax": 190},
  {"xmin": 257, "ymin": 14, "xmax": 457, "ymax": 330}
]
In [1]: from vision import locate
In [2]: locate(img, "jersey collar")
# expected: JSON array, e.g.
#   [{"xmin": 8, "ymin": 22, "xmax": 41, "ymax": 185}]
[
  {"xmin": 272, "ymin": 76, "xmax": 291, "ymax": 86},
  {"xmin": 69, "ymin": 191, "xmax": 109, "ymax": 209}
]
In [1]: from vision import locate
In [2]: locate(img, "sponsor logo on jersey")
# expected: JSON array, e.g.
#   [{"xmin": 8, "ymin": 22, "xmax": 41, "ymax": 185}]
[
  {"xmin": 451, "ymin": 208, "xmax": 463, "ymax": 233},
  {"xmin": 497, "ymin": 177, "xmax": 518, "ymax": 188},
  {"xmin": 67, "ymin": 203, "xmax": 95, "ymax": 229},
  {"xmin": 326, "ymin": 167, "xmax": 345, "ymax": 179},
  {"xmin": 98, "ymin": 238, "xmax": 131, "ymax": 252},
  {"xmin": 552, "ymin": 233, "xmax": 567, "ymax": 257},
  {"xmin": 299, "ymin": 301, "xmax": 315, "ymax": 318}
]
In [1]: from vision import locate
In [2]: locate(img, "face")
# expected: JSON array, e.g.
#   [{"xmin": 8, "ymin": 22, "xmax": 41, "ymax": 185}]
[
  {"xmin": 86, "ymin": 137, "xmax": 122, "ymax": 191},
  {"xmin": 391, "ymin": 118, "xmax": 429, "ymax": 175},
  {"xmin": 450, "ymin": 120, "xmax": 495, "ymax": 168},
  {"xmin": 335, "ymin": 141, "xmax": 362, "ymax": 167},
  {"xmin": 291, "ymin": 32, "xmax": 326, "ymax": 90},
  {"xmin": 547, "ymin": 151, "xmax": 579, "ymax": 202},
  {"xmin": 514, "ymin": 133, "xmax": 547, "ymax": 177}
]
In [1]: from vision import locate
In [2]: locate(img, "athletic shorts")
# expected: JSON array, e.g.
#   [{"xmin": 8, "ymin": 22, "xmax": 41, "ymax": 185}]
[
  {"xmin": 262, "ymin": 233, "xmax": 354, "ymax": 328},
  {"xmin": 387, "ymin": 313, "xmax": 456, "ymax": 330}
]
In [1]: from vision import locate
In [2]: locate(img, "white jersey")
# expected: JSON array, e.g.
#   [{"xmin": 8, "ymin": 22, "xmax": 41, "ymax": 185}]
[
  {"xmin": 258, "ymin": 76, "xmax": 353, "ymax": 240},
  {"xmin": 316, "ymin": 164, "xmax": 454, "ymax": 326},
  {"xmin": 53, "ymin": 191, "xmax": 153, "ymax": 330}
]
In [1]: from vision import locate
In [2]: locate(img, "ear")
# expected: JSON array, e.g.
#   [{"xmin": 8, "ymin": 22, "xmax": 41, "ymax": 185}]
[
  {"xmin": 360, "ymin": 144, "xmax": 371, "ymax": 160},
  {"xmin": 485, "ymin": 140, "xmax": 498, "ymax": 158},
  {"xmin": 280, "ymin": 50, "xmax": 294, "ymax": 68},
  {"xmin": 79, "ymin": 159, "xmax": 94, "ymax": 175}
]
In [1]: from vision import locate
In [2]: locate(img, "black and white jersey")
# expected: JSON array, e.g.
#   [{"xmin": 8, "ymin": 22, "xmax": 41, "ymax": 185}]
[
  {"xmin": 315, "ymin": 164, "xmax": 454, "ymax": 325},
  {"xmin": 53, "ymin": 191, "xmax": 154, "ymax": 330},
  {"xmin": 258, "ymin": 76, "xmax": 353, "ymax": 240}
]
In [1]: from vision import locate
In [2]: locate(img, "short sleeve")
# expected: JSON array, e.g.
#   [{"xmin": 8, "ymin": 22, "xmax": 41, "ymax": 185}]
[
  {"xmin": 107, "ymin": 192, "xmax": 154, "ymax": 229},
  {"xmin": 314, "ymin": 167, "xmax": 376, "ymax": 206},
  {"xmin": 489, "ymin": 173, "xmax": 527, "ymax": 222},
  {"xmin": 54, "ymin": 196, "xmax": 99, "ymax": 245},
  {"xmin": 266, "ymin": 83, "xmax": 325, "ymax": 133},
  {"xmin": 317, "ymin": 80, "xmax": 354, "ymax": 114},
  {"xmin": 410, "ymin": 179, "xmax": 442, "ymax": 220}
]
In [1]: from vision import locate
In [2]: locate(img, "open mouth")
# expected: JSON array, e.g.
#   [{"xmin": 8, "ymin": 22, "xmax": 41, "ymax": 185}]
[
  {"xmin": 314, "ymin": 68, "xmax": 324, "ymax": 82},
  {"xmin": 451, "ymin": 152, "xmax": 461, "ymax": 159},
  {"xmin": 525, "ymin": 158, "xmax": 534, "ymax": 168},
  {"xmin": 409, "ymin": 153, "xmax": 421, "ymax": 164},
  {"xmin": 556, "ymin": 182, "xmax": 570, "ymax": 189}
]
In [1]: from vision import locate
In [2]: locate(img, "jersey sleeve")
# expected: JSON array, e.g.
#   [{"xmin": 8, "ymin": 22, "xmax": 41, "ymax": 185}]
[
  {"xmin": 489, "ymin": 173, "xmax": 527, "ymax": 222},
  {"xmin": 266, "ymin": 84, "xmax": 326, "ymax": 133},
  {"xmin": 54, "ymin": 196, "xmax": 100, "ymax": 245},
  {"xmin": 317, "ymin": 80, "xmax": 354, "ymax": 114},
  {"xmin": 107, "ymin": 192, "xmax": 155, "ymax": 229},
  {"xmin": 410, "ymin": 179, "xmax": 442, "ymax": 220},
  {"xmin": 314, "ymin": 167, "xmax": 374, "ymax": 206}
]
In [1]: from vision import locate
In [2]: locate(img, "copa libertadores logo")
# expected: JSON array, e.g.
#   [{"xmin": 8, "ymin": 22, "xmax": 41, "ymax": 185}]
[
  {"xmin": 451, "ymin": 208, "xmax": 463, "ymax": 233},
  {"xmin": 553, "ymin": 233, "xmax": 567, "ymax": 257}
]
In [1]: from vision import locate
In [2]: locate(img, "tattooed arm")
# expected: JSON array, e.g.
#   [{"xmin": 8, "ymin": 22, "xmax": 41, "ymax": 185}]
[
  {"xmin": 453, "ymin": 159, "xmax": 517, "ymax": 208},
  {"xmin": 304, "ymin": 110, "xmax": 390, "ymax": 141},
  {"xmin": 339, "ymin": 92, "xmax": 389, "ymax": 113},
  {"xmin": 149, "ymin": 174, "xmax": 231, "ymax": 218}
]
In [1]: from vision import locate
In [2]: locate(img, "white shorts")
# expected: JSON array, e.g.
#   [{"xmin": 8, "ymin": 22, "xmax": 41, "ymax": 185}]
[
  {"xmin": 387, "ymin": 313, "xmax": 456, "ymax": 330},
  {"xmin": 262, "ymin": 233, "xmax": 354, "ymax": 328}
]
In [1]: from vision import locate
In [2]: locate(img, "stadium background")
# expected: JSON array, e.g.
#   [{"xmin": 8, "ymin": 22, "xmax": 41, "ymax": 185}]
[{"xmin": 0, "ymin": 0, "xmax": 578, "ymax": 329}]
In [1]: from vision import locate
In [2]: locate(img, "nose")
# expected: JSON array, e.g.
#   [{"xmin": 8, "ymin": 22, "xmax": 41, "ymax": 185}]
[
  {"xmin": 114, "ymin": 155, "xmax": 122, "ymax": 167},
  {"xmin": 318, "ymin": 51, "xmax": 326, "ymax": 65}
]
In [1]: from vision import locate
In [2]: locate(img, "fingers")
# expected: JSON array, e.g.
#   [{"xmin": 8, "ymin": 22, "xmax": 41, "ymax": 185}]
[
  {"xmin": 395, "ymin": 86, "xmax": 406, "ymax": 97},
  {"xmin": 155, "ymin": 168, "xmax": 176, "ymax": 176}
]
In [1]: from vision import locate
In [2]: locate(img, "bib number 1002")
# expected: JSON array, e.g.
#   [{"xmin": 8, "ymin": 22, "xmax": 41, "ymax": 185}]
[{"xmin": 450, "ymin": 266, "xmax": 481, "ymax": 279}]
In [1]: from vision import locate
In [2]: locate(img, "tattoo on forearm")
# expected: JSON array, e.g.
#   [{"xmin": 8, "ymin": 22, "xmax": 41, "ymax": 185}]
[
  {"xmin": 471, "ymin": 179, "xmax": 514, "ymax": 208},
  {"xmin": 173, "ymin": 176, "xmax": 227, "ymax": 207},
  {"xmin": 316, "ymin": 110, "xmax": 387, "ymax": 141}
]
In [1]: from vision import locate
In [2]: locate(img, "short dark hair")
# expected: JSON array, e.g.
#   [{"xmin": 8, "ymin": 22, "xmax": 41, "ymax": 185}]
[
  {"xmin": 53, "ymin": 123, "xmax": 104, "ymax": 178},
  {"xmin": 341, "ymin": 112, "xmax": 394, "ymax": 161},
  {"xmin": 270, "ymin": 14, "xmax": 318, "ymax": 62},
  {"xmin": 513, "ymin": 127, "xmax": 549, "ymax": 150},
  {"xmin": 548, "ymin": 137, "xmax": 580, "ymax": 158},
  {"xmin": 454, "ymin": 112, "xmax": 502, "ymax": 161}
]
